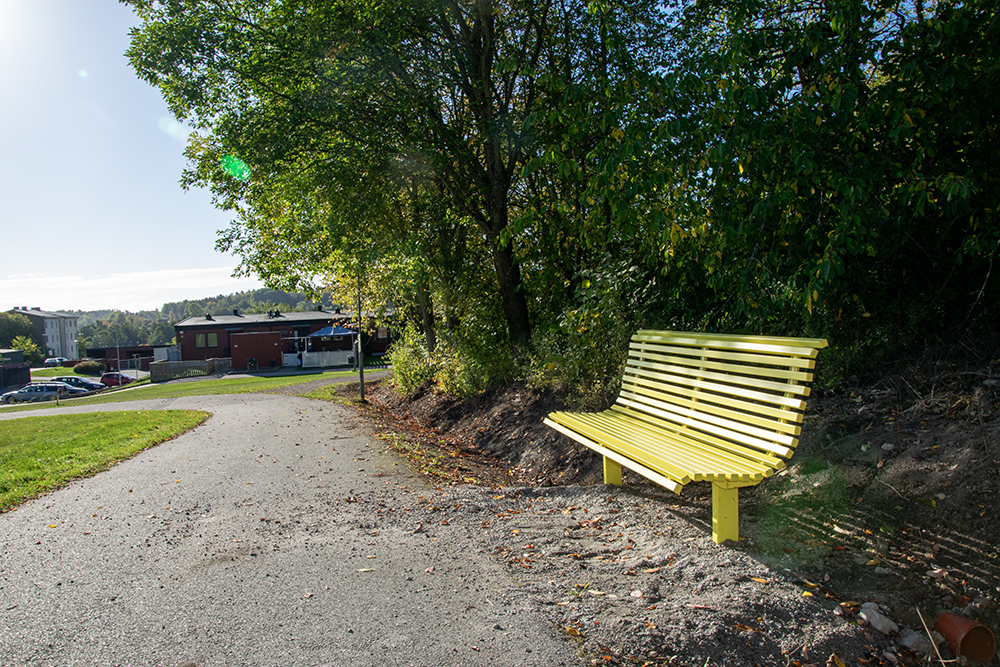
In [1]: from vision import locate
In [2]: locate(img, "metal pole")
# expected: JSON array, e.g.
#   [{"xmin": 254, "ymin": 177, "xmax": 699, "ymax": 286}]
[{"xmin": 357, "ymin": 286, "xmax": 365, "ymax": 402}]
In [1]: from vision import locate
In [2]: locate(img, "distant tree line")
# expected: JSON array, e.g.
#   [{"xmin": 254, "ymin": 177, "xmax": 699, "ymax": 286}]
[{"xmin": 72, "ymin": 288, "xmax": 333, "ymax": 353}]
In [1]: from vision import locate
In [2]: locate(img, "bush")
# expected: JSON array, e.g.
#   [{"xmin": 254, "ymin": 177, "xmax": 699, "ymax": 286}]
[
  {"xmin": 73, "ymin": 360, "xmax": 106, "ymax": 376},
  {"xmin": 385, "ymin": 325, "xmax": 436, "ymax": 394},
  {"xmin": 432, "ymin": 339, "xmax": 489, "ymax": 400}
]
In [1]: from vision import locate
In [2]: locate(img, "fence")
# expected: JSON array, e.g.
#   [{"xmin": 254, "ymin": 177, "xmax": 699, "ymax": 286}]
[{"xmin": 149, "ymin": 357, "xmax": 232, "ymax": 383}]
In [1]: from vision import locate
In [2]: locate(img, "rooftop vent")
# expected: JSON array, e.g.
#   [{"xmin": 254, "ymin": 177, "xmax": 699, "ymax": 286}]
[{"xmin": 205, "ymin": 314, "xmax": 214, "ymax": 321}]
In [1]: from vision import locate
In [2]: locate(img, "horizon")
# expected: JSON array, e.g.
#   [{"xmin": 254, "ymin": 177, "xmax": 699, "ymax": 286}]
[{"xmin": 0, "ymin": 267, "xmax": 265, "ymax": 313}]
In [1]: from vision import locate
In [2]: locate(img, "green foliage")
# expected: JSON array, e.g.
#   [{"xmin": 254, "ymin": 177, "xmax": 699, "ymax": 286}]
[
  {"xmin": 10, "ymin": 336, "xmax": 42, "ymax": 367},
  {"xmin": 432, "ymin": 340, "xmax": 488, "ymax": 401},
  {"xmin": 124, "ymin": 0, "xmax": 999, "ymax": 395},
  {"xmin": 385, "ymin": 326, "xmax": 437, "ymax": 395},
  {"xmin": 0, "ymin": 313, "xmax": 34, "ymax": 349},
  {"xmin": 72, "ymin": 360, "xmax": 106, "ymax": 376}
]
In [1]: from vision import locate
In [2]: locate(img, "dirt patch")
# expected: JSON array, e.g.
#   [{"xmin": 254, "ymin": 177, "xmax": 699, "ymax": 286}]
[{"xmin": 332, "ymin": 341, "xmax": 1000, "ymax": 666}]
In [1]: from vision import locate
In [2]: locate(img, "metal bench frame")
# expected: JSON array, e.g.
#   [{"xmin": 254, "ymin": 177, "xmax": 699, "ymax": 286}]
[{"xmin": 545, "ymin": 330, "xmax": 828, "ymax": 543}]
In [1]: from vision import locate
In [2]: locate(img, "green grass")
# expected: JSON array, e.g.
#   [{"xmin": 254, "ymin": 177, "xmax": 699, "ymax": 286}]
[
  {"xmin": 31, "ymin": 367, "xmax": 95, "ymax": 378},
  {"xmin": 2, "ymin": 370, "xmax": 358, "ymax": 413},
  {"xmin": 0, "ymin": 410, "xmax": 210, "ymax": 511}
]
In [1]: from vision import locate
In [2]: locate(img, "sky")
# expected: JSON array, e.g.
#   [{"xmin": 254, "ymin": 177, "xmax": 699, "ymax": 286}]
[{"xmin": 0, "ymin": 0, "xmax": 263, "ymax": 313}]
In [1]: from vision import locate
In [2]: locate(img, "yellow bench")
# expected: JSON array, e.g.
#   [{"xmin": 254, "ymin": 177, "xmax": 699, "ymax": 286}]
[{"xmin": 544, "ymin": 330, "xmax": 828, "ymax": 543}]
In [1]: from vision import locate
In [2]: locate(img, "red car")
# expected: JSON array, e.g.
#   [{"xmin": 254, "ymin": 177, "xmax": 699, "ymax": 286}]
[{"xmin": 99, "ymin": 372, "xmax": 135, "ymax": 387}]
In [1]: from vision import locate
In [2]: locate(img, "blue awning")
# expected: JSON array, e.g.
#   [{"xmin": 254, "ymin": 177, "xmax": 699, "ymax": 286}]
[{"xmin": 308, "ymin": 326, "xmax": 356, "ymax": 337}]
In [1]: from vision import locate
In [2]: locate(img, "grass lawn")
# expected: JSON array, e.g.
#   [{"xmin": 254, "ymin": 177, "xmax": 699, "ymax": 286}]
[
  {"xmin": 0, "ymin": 410, "xmax": 210, "ymax": 511},
  {"xmin": 1, "ymin": 370, "xmax": 359, "ymax": 413},
  {"xmin": 30, "ymin": 367, "xmax": 102, "ymax": 379}
]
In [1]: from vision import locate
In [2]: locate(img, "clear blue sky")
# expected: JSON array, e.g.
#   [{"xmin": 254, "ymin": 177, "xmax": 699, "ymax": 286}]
[{"xmin": 0, "ymin": 0, "xmax": 262, "ymax": 312}]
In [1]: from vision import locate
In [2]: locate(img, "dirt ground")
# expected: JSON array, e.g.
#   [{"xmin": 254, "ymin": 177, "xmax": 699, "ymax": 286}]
[{"xmin": 327, "ymin": 340, "xmax": 1000, "ymax": 666}]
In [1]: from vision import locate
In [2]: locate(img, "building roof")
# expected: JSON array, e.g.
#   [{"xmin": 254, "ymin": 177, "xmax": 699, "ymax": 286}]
[
  {"xmin": 8, "ymin": 307, "xmax": 77, "ymax": 319},
  {"xmin": 174, "ymin": 310, "xmax": 348, "ymax": 329}
]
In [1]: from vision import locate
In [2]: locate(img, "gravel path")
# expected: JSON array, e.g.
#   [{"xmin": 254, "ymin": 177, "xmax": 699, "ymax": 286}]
[
  {"xmin": 0, "ymin": 395, "xmax": 578, "ymax": 666},
  {"xmin": 1, "ymin": 393, "xmax": 902, "ymax": 666}
]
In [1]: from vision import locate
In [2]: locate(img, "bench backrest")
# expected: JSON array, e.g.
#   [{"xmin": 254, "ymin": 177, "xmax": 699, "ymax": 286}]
[{"xmin": 616, "ymin": 330, "xmax": 828, "ymax": 465}]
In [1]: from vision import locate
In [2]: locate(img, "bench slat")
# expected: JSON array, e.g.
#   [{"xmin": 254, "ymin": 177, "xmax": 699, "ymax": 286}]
[
  {"xmin": 629, "ymin": 340, "xmax": 819, "ymax": 370},
  {"xmin": 634, "ymin": 330, "xmax": 828, "ymax": 356},
  {"xmin": 547, "ymin": 411, "xmax": 695, "ymax": 484},
  {"xmin": 543, "ymin": 417, "xmax": 684, "ymax": 493},
  {"xmin": 627, "ymin": 358, "xmax": 813, "ymax": 397},
  {"xmin": 625, "ymin": 366, "xmax": 809, "ymax": 410},
  {"xmin": 629, "ymin": 345, "xmax": 812, "ymax": 382},
  {"xmin": 551, "ymin": 410, "xmax": 780, "ymax": 481},
  {"xmin": 598, "ymin": 410, "xmax": 783, "ymax": 478},
  {"xmin": 618, "ymin": 386, "xmax": 800, "ymax": 444},
  {"xmin": 611, "ymin": 397, "xmax": 795, "ymax": 458},
  {"xmin": 621, "ymin": 375, "xmax": 805, "ymax": 428}
]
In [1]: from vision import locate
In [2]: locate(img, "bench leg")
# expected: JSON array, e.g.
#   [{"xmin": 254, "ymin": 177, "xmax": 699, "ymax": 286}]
[
  {"xmin": 711, "ymin": 482, "xmax": 742, "ymax": 544},
  {"xmin": 603, "ymin": 456, "xmax": 623, "ymax": 486}
]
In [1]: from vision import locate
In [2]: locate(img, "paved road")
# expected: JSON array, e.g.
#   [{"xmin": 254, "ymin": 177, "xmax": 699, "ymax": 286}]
[{"xmin": 0, "ymin": 394, "xmax": 578, "ymax": 666}]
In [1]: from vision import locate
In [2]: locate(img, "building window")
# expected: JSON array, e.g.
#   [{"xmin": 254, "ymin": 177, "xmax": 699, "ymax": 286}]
[
  {"xmin": 207, "ymin": 333, "xmax": 218, "ymax": 347},
  {"xmin": 195, "ymin": 333, "xmax": 206, "ymax": 348}
]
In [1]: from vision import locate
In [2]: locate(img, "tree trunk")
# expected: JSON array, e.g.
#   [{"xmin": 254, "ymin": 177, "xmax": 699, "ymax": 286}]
[
  {"xmin": 490, "ymin": 237, "xmax": 532, "ymax": 349},
  {"xmin": 415, "ymin": 274, "xmax": 437, "ymax": 354}
]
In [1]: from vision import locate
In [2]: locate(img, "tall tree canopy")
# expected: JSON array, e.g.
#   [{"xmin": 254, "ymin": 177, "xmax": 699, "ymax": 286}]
[
  {"xmin": 127, "ymin": 0, "xmax": 999, "ymax": 393},
  {"xmin": 126, "ymin": 0, "xmax": 667, "ymax": 351}
]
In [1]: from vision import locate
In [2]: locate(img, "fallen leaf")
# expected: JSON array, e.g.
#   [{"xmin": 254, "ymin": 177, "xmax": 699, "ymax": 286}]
[
  {"xmin": 643, "ymin": 568, "xmax": 660, "ymax": 574},
  {"xmin": 357, "ymin": 568, "xmax": 375, "ymax": 572},
  {"xmin": 751, "ymin": 577, "xmax": 768, "ymax": 584}
]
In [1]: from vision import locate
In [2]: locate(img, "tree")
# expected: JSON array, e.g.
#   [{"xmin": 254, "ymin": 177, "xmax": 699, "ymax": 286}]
[
  {"xmin": 125, "ymin": 0, "xmax": 669, "ymax": 352},
  {"xmin": 0, "ymin": 313, "xmax": 35, "ymax": 349},
  {"xmin": 11, "ymin": 336, "xmax": 42, "ymax": 367}
]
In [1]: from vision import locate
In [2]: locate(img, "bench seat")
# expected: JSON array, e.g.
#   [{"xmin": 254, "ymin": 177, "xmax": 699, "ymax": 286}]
[{"xmin": 544, "ymin": 329, "xmax": 828, "ymax": 543}]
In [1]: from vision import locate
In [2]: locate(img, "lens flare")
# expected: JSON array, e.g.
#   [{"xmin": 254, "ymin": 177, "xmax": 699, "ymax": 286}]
[{"xmin": 220, "ymin": 155, "xmax": 251, "ymax": 181}]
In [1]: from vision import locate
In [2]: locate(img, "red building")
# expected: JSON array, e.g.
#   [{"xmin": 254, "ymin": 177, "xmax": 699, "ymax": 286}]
[{"xmin": 174, "ymin": 310, "xmax": 351, "ymax": 361}]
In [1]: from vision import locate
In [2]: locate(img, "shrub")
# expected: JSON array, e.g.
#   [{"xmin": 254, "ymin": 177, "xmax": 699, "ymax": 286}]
[
  {"xmin": 432, "ymin": 339, "xmax": 489, "ymax": 400},
  {"xmin": 73, "ymin": 360, "xmax": 106, "ymax": 376},
  {"xmin": 385, "ymin": 325, "xmax": 436, "ymax": 394}
]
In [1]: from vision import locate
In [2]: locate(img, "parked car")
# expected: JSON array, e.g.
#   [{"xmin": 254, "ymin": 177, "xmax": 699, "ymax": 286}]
[
  {"xmin": 43, "ymin": 357, "xmax": 68, "ymax": 367},
  {"xmin": 99, "ymin": 372, "xmax": 135, "ymax": 387},
  {"xmin": 1, "ymin": 382, "xmax": 88, "ymax": 404},
  {"xmin": 50, "ymin": 376, "xmax": 105, "ymax": 392}
]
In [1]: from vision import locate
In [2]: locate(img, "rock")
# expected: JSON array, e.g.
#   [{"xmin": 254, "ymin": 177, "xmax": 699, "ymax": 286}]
[
  {"xmin": 860, "ymin": 602, "xmax": 899, "ymax": 635},
  {"xmin": 899, "ymin": 628, "xmax": 937, "ymax": 655}
]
